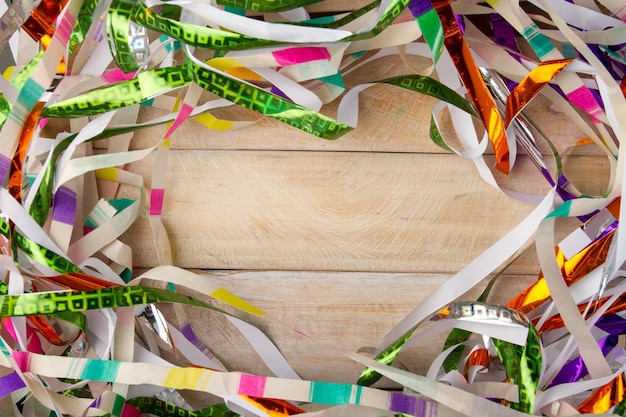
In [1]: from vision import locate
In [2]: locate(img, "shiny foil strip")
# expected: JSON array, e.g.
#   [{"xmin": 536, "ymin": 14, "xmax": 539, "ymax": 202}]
[{"xmin": 431, "ymin": 0, "xmax": 509, "ymax": 173}]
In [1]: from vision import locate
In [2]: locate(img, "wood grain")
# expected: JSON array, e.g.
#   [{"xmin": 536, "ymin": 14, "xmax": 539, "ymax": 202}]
[
  {"xmin": 98, "ymin": 10, "xmax": 613, "ymax": 390},
  {"xmin": 118, "ymin": 150, "xmax": 609, "ymax": 272}
]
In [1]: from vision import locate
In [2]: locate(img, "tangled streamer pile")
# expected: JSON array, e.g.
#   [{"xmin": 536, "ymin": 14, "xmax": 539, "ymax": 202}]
[{"xmin": 0, "ymin": 0, "xmax": 626, "ymax": 415}]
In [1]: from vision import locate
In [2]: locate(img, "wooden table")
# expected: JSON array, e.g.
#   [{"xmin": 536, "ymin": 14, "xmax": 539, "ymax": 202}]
[{"xmin": 106, "ymin": 6, "xmax": 612, "ymax": 395}]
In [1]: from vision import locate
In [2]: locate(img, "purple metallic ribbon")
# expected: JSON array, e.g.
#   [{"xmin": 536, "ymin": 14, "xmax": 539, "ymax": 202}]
[{"xmin": 548, "ymin": 314, "xmax": 626, "ymax": 386}]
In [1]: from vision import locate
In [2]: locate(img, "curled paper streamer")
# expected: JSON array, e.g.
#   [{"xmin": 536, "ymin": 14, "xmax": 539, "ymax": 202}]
[{"xmin": 0, "ymin": 0, "xmax": 625, "ymax": 416}]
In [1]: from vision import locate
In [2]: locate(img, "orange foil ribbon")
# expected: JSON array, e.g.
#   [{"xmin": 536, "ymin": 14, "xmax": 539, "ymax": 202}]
[
  {"xmin": 9, "ymin": 102, "xmax": 45, "ymax": 203},
  {"xmin": 464, "ymin": 348, "xmax": 491, "ymax": 379},
  {"xmin": 27, "ymin": 281, "xmax": 81, "ymax": 345},
  {"xmin": 431, "ymin": 0, "xmax": 509, "ymax": 173},
  {"xmin": 6, "ymin": 102, "xmax": 63, "ymax": 346},
  {"xmin": 21, "ymin": 0, "xmax": 69, "ymax": 74},
  {"xmin": 37, "ymin": 272, "xmax": 120, "ymax": 291},
  {"xmin": 577, "ymin": 374, "xmax": 625, "ymax": 414},
  {"xmin": 242, "ymin": 396, "xmax": 305, "ymax": 416},
  {"xmin": 27, "ymin": 273, "xmax": 119, "ymax": 345},
  {"xmin": 22, "ymin": 0, "xmax": 68, "ymax": 42},
  {"xmin": 508, "ymin": 229, "xmax": 615, "ymax": 315},
  {"xmin": 21, "ymin": 272, "xmax": 116, "ymax": 346},
  {"xmin": 508, "ymin": 198, "xmax": 620, "ymax": 315},
  {"xmin": 25, "ymin": 315, "xmax": 68, "ymax": 346},
  {"xmin": 538, "ymin": 292, "xmax": 626, "ymax": 332},
  {"xmin": 505, "ymin": 59, "xmax": 573, "ymax": 127}
]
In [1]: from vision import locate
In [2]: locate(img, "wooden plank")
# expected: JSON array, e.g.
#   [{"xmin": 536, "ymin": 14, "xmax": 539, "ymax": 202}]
[
  {"xmin": 151, "ymin": 270, "xmax": 537, "ymax": 389},
  {"xmin": 119, "ymin": 151, "xmax": 609, "ymax": 272}
]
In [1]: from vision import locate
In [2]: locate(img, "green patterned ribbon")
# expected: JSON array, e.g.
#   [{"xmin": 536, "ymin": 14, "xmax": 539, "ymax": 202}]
[
  {"xmin": 131, "ymin": 0, "xmax": 280, "ymax": 52},
  {"xmin": 0, "ymin": 216, "xmax": 81, "ymax": 273},
  {"xmin": 41, "ymin": 71, "xmax": 474, "ymax": 143},
  {"xmin": 381, "ymin": 75, "xmax": 479, "ymax": 155},
  {"xmin": 41, "ymin": 65, "xmax": 190, "ymax": 118},
  {"xmin": 0, "ymin": 285, "xmax": 221, "ymax": 317},
  {"xmin": 39, "ymin": 10, "xmax": 480, "ymax": 181},
  {"xmin": 429, "ymin": 116, "xmax": 454, "ymax": 153},
  {"xmin": 12, "ymin": 232, "xmax": 81, "ymax": 273},
  {"xmin": 215, "ymin": 0, "xmax": 324, "ymax": 13},
  {"xmin": 44, "ymin": 0, "xmax": 468, "ymax": 145},
  {"xmin": 110, "ymin": 0, "xmax": 411, "ymax": 57},
  {"xmin": 41, "ymin": 58, "xmax": 352, "ymax": 139},
  {"xmin": 185, "ymin": 58, "xmax": 352, "ymax": 139},
  {"xmin": 381, "ymin": 75, "xmax": 478, "ymax": 117},
  {"xmin": 343, "ymin": 0, "xmax": 410, "ymax": 42},
  {"xmin": 0, "ymin": 93, "xmax": 9, "ymax": 130},
  {"xmin": 356, "ymin": 324, "xmax": 418, "ymax": 386},
  {"xmin": 492, "ymin": 326, "xmax": 542, "ymax": 413},
  {"xmin": 107, "ymin": 0, "xmax": 143, "ymax": 72},
  {"xmin": 12, "ymin": 50, "xmax": 44, "ymax": 90},
  {"xmin": 0, "ymin": 274, "xmax": 87, "ymax": 336},
  {"xmin": 127, "ymin": 397, "xmax": 237, "ymax": 417},
  {"xmin": 29, "ymin": 134, "xmax": 75, "ymax": 226},
  {"xmin": 69, "ymin": 0, "xmax": 99, "ymax": 54}
]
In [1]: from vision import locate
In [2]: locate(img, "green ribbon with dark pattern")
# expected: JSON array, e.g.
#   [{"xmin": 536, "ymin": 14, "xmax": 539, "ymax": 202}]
[
  {"xmin": 0, "ymin": 274, "xmax": 87, "ymax": 335},
  {"xmin": 381, "ymin": 75, "xmax": 478, "ymax": 117},
  {"xmin": 44, "ymin": 0, "xmax": 468, "ymax": 145},
  {"xmin": 343, "ymin": 0, "xmax": 410, "ymax": 42},
  {"xmin": 41, "ymin": 62, "xmax": 353, "ymax": 140},
  {"xmin": 356, "ymin": 324, "xmax": 418, "ymax": 387},
  {"xmin": 0, "ymin": 216, "xmax": 81, "ymax": 274},
  {"xmin": 127, "ymin": 397, "xmax": 237, "ymax": 417},
  {"xmin": 42, "ymin": 4, "xmax": 478, "ymax": 154},
  {"xmin": 380, "ymin": 75, "xmax": 479, "ymax": 154},
  {"xmin": 0, "ymin": 93, "xmax": 9, "ymax": 130},
  {"xmin": 492, "ymin": 325, "xmax": 541, "ymax": 413},
  {"xmin": 109, "ymin": 0, "xmax": 410, "ymax": 57},
  {"xmin": 12, "ymin": 50, "xmax": 44, "ymax": 90},
  {"xmin": 69, "ymin": 0, "xmax": 99, "ymax": 54},
  {"xmin": 215, "ymin": 0, "xmax": 324, "ymax": 13},
  {"xmin": 41, "ymin": 65, "xmax": 191, "ymax": 118},
  {"xmin": 185, "ymin": 58, "xmax": 352, "ymax": 140},
  {"xmin": 0, "ymin": 285, "xmax": 222, "ymax": 317},
  {"xmin": 107, "ymin": 0, "xmax": 143, "ymax": 72}
]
